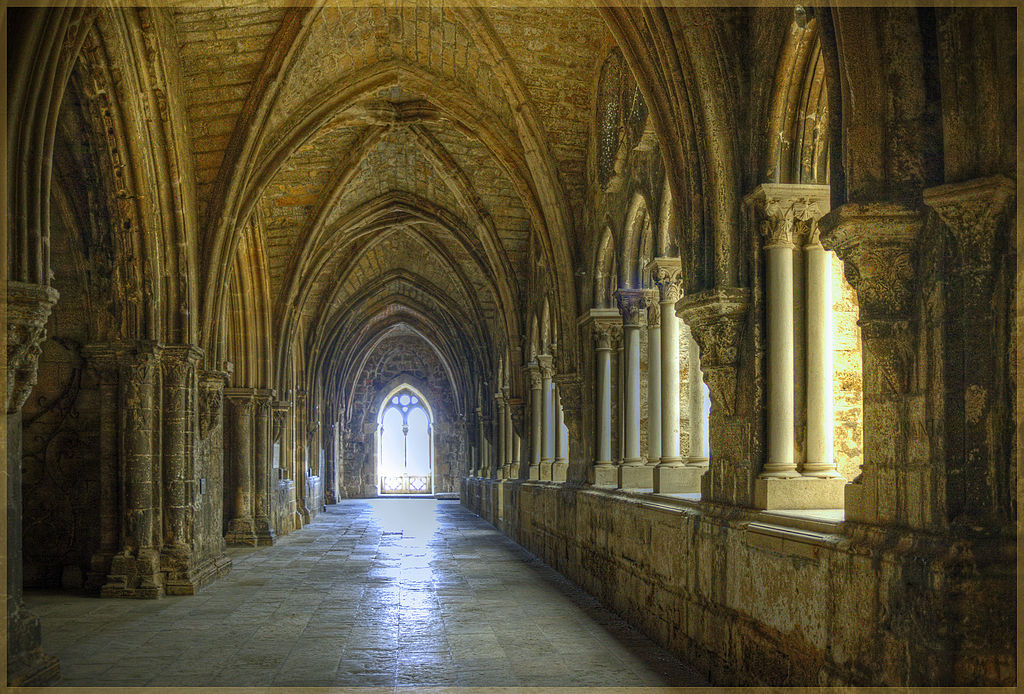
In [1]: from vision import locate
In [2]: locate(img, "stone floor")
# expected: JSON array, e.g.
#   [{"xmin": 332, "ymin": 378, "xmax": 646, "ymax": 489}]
[{"xmin": 26, "ymin": 498, "xmax": 708, "ymax": 688}]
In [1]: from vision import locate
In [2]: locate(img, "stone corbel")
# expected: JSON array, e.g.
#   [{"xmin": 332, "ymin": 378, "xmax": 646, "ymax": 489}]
[
  {"xmin": 7, "ymin": 281, "xmax": 59, "ymax": 413},
  {"xmin": 676, "ymin": 288, "xmax": 750, "ymax": 417},
  {"xmin": 923, "ymin": 175, "xmax": 1015, "ymax": 277},
  {"xmin": 198, "ymin": 370, "xmax": 229, "ymax": 437}
]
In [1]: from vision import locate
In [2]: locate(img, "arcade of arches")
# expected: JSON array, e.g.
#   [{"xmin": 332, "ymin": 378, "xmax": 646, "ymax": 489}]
[{"xmin": 5, "ymin": 4, "xmax": 1017, "ymax": 688}]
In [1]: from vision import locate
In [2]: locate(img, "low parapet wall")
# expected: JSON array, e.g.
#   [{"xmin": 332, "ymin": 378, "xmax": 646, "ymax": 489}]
[{"xmin": 461, "ymin": 477, "xmax": 1014, "ymax": 687}]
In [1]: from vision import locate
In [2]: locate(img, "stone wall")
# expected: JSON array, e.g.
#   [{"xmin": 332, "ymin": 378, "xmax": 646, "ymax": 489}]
[{"xmin": 463, "ymin": 478, "xmax": 1015, "ymax": 687}]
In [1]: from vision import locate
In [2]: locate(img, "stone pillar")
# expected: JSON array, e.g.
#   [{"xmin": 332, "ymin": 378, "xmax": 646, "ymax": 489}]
[
  {"xmin": 615, "ymin": 289, "xmax": 648, "ymax": 489},
  {"xmin": 552, "ymin": 386, "xmax": 567, "ymax": 482},
  {"xmin": 588, "ymin": 313, "xmax": 619, "ymax": 486},
  {"xmin": 223, "ymin": 389, "xmax": 257, "ymax": 545},
  {"xmin": 253, "ymin": 389, "xmax": 276, "ymax": 545},
  {"xmin": 6, "ymin": 281, "xmax": 60, "ymax": 685},
  {"xmin": 509, "ymin": 398, "xmax": 523, "ymax": 479},
  {"xmin": 678, "ymin": 288, "xmax": 751, "ymax": 504},
  {"xmin": 503, "ymin": 390, "xmax": 513, "ymax": 479},
  {"xmin": 687, "ymin": 331, "xmax": 709, "ymax": 466},
  {"xmin": 103, "ymin": 343, "xmax": 164, "ymax": 598},
  {"xmin": 644, "ymin": 291, "xmax": 661, "ymax": 467},
  {"xmin": 160, "ymin": 345, "xmax": 203, "ymax": 589},
  {"xmin": 803, "ymin": 230, "xmax": 839, "ymax": 477},
  {"xmin": 749, "ymin": 184, "xmax": 844, "ymax": 508},
  {"xmin": 820, "ymin": 203, "xmax": 924, "ymax": 524},
  {"xmin": 761, "ymin": 201, "xmax": 799, "ymax": 479},
  {"xmin": 925, "ymin": 176, "xmax": 1015, "ymax": 529},
  {"xmin": 494, "ymin": 393, "xmax": 506, "ymax": 479},
  {"xmin": 538, "ymin": 355, "xmax": 555, "ymax": 480},
  {"xmin": 528, "ymin": 365, "xmax": 542, "ymax": 479},
  {"xmin": 649, "ymin": 259, "xmax": 694, "ymax": 492},
  {"xmin": 197, "ymin": 370, "xmax": 231, "ymax": 578},
  {"xmin": 293, "ymin": 390, "xmax": 310, "ymax": 525}
]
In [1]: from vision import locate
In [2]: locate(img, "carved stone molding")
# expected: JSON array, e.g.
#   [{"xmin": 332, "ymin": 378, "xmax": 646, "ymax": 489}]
[
  {"xmin": 7, "ymin": 281, "xmax": 59, "ymax": 413},
  {"xmin": 746, "ymin": 183, "xmax": 830, "ymax": 250},
  {"xmin": 648, "ymin": 257, "xmax": 683, "ymax": 303},
  {"xmin": 923, "ymin": 175, "xmax": 1015, "ymax": 273},
  {"xmin": 614, "ymin": 289, "xmax": 646, "ymax": 327},
  {"xmin": 199, "ymin": 371, "xmax": 229, "ymax": 437},
  {"xmin": 818, "ymin": 202, "xmax": 925, "ymax": 320},
  {"xmin": 642, "ymin": 290, "xmax": 661, "ymax": 328},
  {"xmin": 676, "ymin": 288, "xmax": 750, "ymax": 416}
]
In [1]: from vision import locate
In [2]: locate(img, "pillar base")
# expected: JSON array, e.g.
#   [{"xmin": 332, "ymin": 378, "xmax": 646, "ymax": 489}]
[
  {"xmin": 552, "ymin": 461, "xmax": 568, "ymax": 482},
  {"xmin": 539, "ymin": 461, "xmax": 553, "ymax": 481},
  {"xmin": 225, "ymin": 517, "xmax": 258, "ymax": 546},
  {"xmin": 687, "ymin": 456, "xmax": 710, "ymax": 467},
  {"xmin": 101, "ymin": 549, "xmax": 165, "ymax": 599},
  {"xmin": 527, "ymin": 463, "xmax": 540, "ymax": 480},
  {"xmin": 589, "ymin": 463, "xmax": 617, "ymax": 486},
  {"xmin": 754, "ymin": 476, "xmax": 847, "ymax": 510},
  {"xmin": 617, "ymin": 462, "xmax": 653, "ymax": 490},
  {"xmin": 85, "ymin": 550, "xmax": 117, "ymax": 591},
  {"xmin": 163, "ymin": 550, "xmax": 232, "ymax": 596},
  {"xmin": 653, "ymin": 464, "xmax": 703, "ymax": 493},
  {"xmin": 254, "ymin": 517, "xmax": 277, "ymax": 546},
  {"xmin": 6, "ymin": 601, "xmax": 60, "ymax": 686}
]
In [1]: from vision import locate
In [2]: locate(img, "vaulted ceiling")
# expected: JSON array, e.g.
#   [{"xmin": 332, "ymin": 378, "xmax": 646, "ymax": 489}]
[{"xmin": 169, "ymin": 5, "xmax": 613, "ymax": 411}]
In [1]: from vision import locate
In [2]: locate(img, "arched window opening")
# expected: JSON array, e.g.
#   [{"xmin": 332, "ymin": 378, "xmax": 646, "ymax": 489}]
[{"xmin": 377, "ymin": 388, "xmax": 433, "ymax": 495}]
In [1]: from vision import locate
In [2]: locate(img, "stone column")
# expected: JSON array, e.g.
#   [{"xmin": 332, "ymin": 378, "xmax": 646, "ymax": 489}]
[
  {"xmin": 552, "ymin": 386, "xmax": 567, "ymax": 482},
  {"xmin": 615, "ymin": 289, "xmax": 648, "ymax": 489},
  {"xmin": 104, "ymin": 343, "xmax": 164, "ymax": 598},
  {"xmin": 509, "ymin": 398, "xmax": 523, "ymax": 479},
  {"xmin": 761, "ymin": 199, "xmax": 799, "ymax": 479},
  {"xmin": 803, "ymin": 227, "xmax": 839, "ymax": 477},
  {"xmin": 198, "ymin": 370, "xmax": 231, "ymax": 576},
  {"xmin": 925, "ymin": 176, "xmax": 1015, "ymax": 528},
  {"xmin": 678, "ymin": 289, "xmax": 751, "ymax": 504},
  {"xmin": 475, "ymin": 406, "xmax": 485, "ymax": 477},
  {"xmin": 82, "ymin": 344, "xmax": 122, "ymax": 591},
  {"xmin": 253, "ymin": 389, "xmax": 276, "ymax": 545},
  {"xmin": 160, "ymin": 345, "xmax": 202, "ymax": 587},
  {"xmin": 503, "ymin": 389, "xmax": 514, "ymax": 479},
  {"xmin": 644, "ymin": 291, "xmax": 661, "ymax": 467},
  {"xmin": 820, "ymin": 203, "xmax": 924, "ymax": 524},
  {"xmin": 528, "ymin": 365, "xmax": 543, "ymax": 479},
  {"xmin": 494, "ymin": 393, "xmax": 506, "ymax": 479},
  {"xmin": 687, "ymin": 331, "xmax": 709, "ymax": 466},
  {"xmin": 588, "ymin": 314, "xmax": 619, "ymax": 486},
  {"xmin": 294, "ymin": 390, "xmax": 310, "ymax": 525},
  {"xmin": 648, "ymin": 259, "xmax": 693, "ymax": 492},
  {"xmin": 223, "ymin": 389, "xmax": 257, "ymax": 545},
  {"xmin": 538, "ymin": 355, "xmax": 555, "ymax": 480},
  {"xmin": 6, "ymin": 281, "xmax": 60, "ymax": 685}
]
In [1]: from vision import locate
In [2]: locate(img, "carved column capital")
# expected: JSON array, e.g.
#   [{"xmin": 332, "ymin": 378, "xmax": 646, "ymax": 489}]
[
  {"xmin": 199, "ymin": 370, "xmax": 229, "ymax": 437},
  {"xmin": 818, "ymin": 202, "xmax": 925, "ymax": 320},
  {"xmin": 676, "ymin": 288, "xmax": 750, "ymax": 416},
  {"xmin": 224, "ymin": 387, "xmax": 257, "ymax": 417},
  {"xmin": 527, "ymin": 364, "xmax": 543, "ymax": 390},
  {"xmin": 160, "ymin": 345, "xmax": 202, "ymax": 384},
  {"xmin": 642, "ymin": 290, "xmax": 661, "ymax": 327},
  {"xmin": 614, "ymin": 289, "xmax": 646, "ymax": 326},
  {"xmin": 553, "ymin": 374, "xmax": 582, "ymax": 417},
  {"xmin": 536, "ymin": 354, "xmax": 554, "ymax": 379},
  {"xmin": 747, "ymin": 183, "xmax": 830, "ymax": 250},
  {"xmin": 923, "ymin": 175, "xmax": 1015, "ymax": 272},
  {"xmin": 6, "ymin": 281, "xmax": 59, "ymax": 413},
  {"xmin": 648, "ymin": 257, "xmax": 683, "ymax": 303}
]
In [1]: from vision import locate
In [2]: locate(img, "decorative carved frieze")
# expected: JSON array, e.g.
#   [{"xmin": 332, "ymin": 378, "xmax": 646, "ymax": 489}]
[
  {"xmin": 6, "ymin": 282, "xmax": 59, "ymax": 413},
  {"xmin": 818, "ymin": 202, "xmax": 924, "ymax": 320},
  {"xmin": 676, "ymin": 288, "xmax": 750, "ymax": 417}
]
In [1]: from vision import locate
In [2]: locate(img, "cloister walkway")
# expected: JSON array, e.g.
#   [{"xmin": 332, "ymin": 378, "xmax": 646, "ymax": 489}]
[{"xmin": 26, "ymin": 498, "xmax": 707, "ymax": 688}]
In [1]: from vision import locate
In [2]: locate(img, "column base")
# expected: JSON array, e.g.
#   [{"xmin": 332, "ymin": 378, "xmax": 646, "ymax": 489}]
[
  {"xmin": 6, "ymin": 602, "xmax": 60, "ymax": 686},
  {"xmin": 754, "ymin": 475, "xmax": 846, "ymax": 510},
  {"xmin": 527, "ymin": 464, "xmax": 540, "ymax": 480},
  {"xmin": 298, "ymin": 503, "xmax": 311, "ymax": 525},
  {"xmin": 224, "ymin": 517, "xmax": 258, "ymax": 546},
  {"xmin": 687, "ymin": 456, "xmax": 710, "ymax": 467},
  {"xmin": 163, "ymin": 550, "xmax": 232, "ymax": 595},
  {"xmin": 101, "ymin": 549, "xmax": 165, "ymax": 599},
  {"xmin": 617, "ymin": 462, "xmax": 653, "ymax": 489},
  {"xmin": 539, "ymin": 460, "xmax": 553, "ymax": 481},
  {"xmin": 253, "ymin": 517, "xmax": 277, "ymax": 546},
  {"xmin": 85, "ymin": 550, "xmax": 117, "ymax": 591},
  {"xmin": 653, "ymin": 464, "xmax": 703, "ymax": 493},
  {"xmin": 590, "ymin": 463, "xmax": 618, "ymax": 486},
  {"xmin": 552, "ymin": 461, "xmax": 568, "ymax": 482}
]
